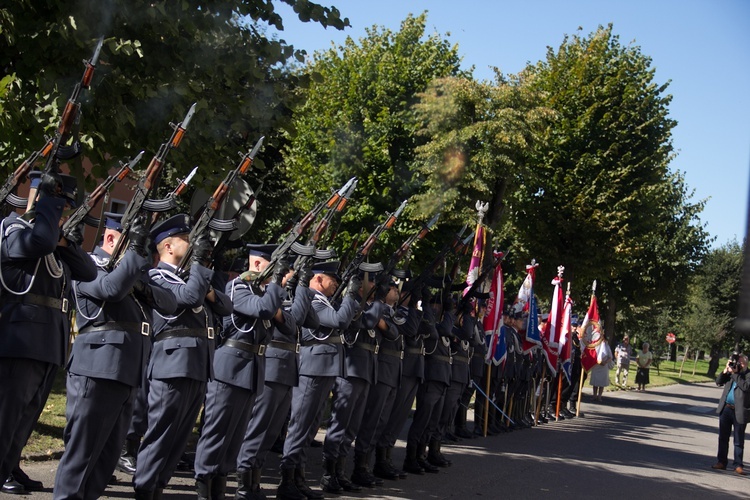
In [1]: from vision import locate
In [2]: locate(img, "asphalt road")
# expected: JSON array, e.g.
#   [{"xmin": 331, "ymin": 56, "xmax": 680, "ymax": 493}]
[{"xmin": 14, "ymin": 382, "xmax": 750, "ymax": 499}]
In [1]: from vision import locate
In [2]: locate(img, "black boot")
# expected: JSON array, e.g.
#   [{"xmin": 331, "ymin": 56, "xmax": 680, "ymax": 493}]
[
  {"xmin": 416, "ymin": 442, "xmax": 439, "ymax": 473},
  {"xmin": 336, "ymin": 455, "xmax": 361, "ymax": 491},
  {"xmin": 351, "ymin": 452, "xmax": 377, "ymax": 488},
  {"xmin": 455, "ymin": 406, "xmax": 473, "ymax": 439},
  {"xmin": 386, "ymin": 446, "xmax": 407, "ymax": 479},
  {"xmin": 211, "ymin": 474, "xmax": 227, "ymax": 500},
  {"xmin": 134, "ymin": 489, "xmax": 154, "ymax": 500},
  {"xmin": 320, "ymin": 457, "xmax": 342, "ymax": 493},
  {"xmin": 373, "ymin": 447, "xmax": 398, "ymax": 480},
  {"xmin": 117, "ymin": 438, "xmax": 139, "ymax": 475},
  {"xmin": 153, "ymin": 488, "xmax": 164, "ymax": 500},
  {"xmin": 276, "ymin": 468, "xmax": 305, "ymax": 500},
  {"xmin": 196, "ymin": 477, "xmax": 212, "ymax": 500},
  {"xmin": 402, "ymin": 444, "xmax": 424, "ymax": 475},
  {"xmin": 427, "ymin": 439, "xmax": 451, "ymax": 468},
  {"xmin": 294, "ymin": 467, "xmax": 323, "ymax": 500}
]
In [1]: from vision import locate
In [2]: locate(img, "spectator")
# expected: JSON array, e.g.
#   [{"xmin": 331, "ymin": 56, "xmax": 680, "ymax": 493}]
[
  {"xmin": 712, "ymin": 353, "xmax": 750, "ymax": 475},
  {"xmin": 614, "ymin": 335, "xmax": 632, "ymax": 388},
  {"xmin": 635, "ymin": 343, "xmax": 653, "ymax": 391},
  {"xmin": 589, "ymin": 334, "xmax": 612, "ymax": 402}
]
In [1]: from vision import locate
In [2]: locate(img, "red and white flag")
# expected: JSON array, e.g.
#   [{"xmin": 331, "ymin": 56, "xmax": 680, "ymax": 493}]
[
  {"xmin": 483, "ymin": 252, "xmax": 504, "ymax": 363},
  {"xmin": 463, "ymin": 225, "xmax": 485, "ymax": 297},
  {"xmin": 579, "ymin": 288, "xmax": 604, "ymax": 372},
  {"xmin": 559, "ymin": 293, "xmax": 574, "ymax": 382},
  {"xmin": 541, "ymin": 274, "xmax": 564, "ymax": 374}
]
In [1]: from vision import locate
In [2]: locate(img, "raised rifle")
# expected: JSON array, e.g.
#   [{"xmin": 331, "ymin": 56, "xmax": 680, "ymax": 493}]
[
  {"xmin": 398, "ymin": 225, "xmax": 471, "ymax": 306},
  {"xmin": 330, "ymin": 200, "xmax": 408, "ymax": 303},
  {"xmin": 61, "ymin": 151, "xmax": 143, "ymax": 237},
  {"xmin": 176, "ymin": 137, "xmax": 264, "ymax": 274},
  {"xmin": 3, "ymin": 38, "xmax": 103, "ymax": 210},
  {"xmin": 253, "ymin": 177, "xmax": 357, "ymax": 287},
  {"xmin": 107, "ymin": 103, "xmax": 197, "ymax": 270}
]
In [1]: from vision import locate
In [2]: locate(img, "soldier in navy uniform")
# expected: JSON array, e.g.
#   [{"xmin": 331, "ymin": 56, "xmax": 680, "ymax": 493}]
[
  {"xmin": 53, "ymin": 212, "xmax": 177, "ymax": 499},
  {"xmin": 276, "ymin": 262, "xmax": 361, "ymax": 500},
  {"xmin": 327, "ymin": 274, "xmax": 399, "ymax": 491},
  {"xmin": 0, "ymin": 172, "xmax": 98, "ymax": 485},
  {"xmin": 379, "ymin": 282, "xmax": 426, "ymax": 477},
  {"xmin": 192, "ymin": 244, "xmax": 291, "ymax": 499},
  {"xmin": 403, "ymin": 282, "xmax": 455, "ymax": 474},
  {"xmin": 132, "ymin": 215, "xmax": 233, "ymax": 499},
  {"xmin": 354, "ymin": 276, "xmax": 404, "ymax": 482},
  {"xmin": 459, "ymin": 298, "xmax": 487, "ymax": 438},
  {"xmin": 233, "ymin": 251, "xmax": 318, "ymax": 500}
]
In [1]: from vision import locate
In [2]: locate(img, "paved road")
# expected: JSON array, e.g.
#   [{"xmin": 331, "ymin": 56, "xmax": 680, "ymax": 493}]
[{"xmin": 15, "ymin": 382, "xmax": 750, "ymax": 499}]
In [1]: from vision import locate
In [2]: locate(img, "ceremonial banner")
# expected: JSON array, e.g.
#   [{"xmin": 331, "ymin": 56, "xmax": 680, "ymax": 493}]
[
  {"xmin": 579, "ymin": 291, "xmax": 603, "ymax": 372},
  {"xmin": 483, "ymin": 252, "xmax": 505, "ymax": 364},
  {"xmin": 518, "ymin": 262, "xmax": 541, "ymax": 353},
  {"xmin": 559, "ymin": 293, "xmax": 574, "ymax": 383}
]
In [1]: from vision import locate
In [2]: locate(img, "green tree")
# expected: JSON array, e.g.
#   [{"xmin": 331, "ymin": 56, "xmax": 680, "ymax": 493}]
[
  {"xmin": 282, "ymin": 13, "xmax": 464, "ymax": 257},
  {"xmin": 0, "ymin": 0, "xmax": 348, "ymax": 203},
  {"xmin": 516, "ymin": 25, "xmax": 710, "ymax": 333}
]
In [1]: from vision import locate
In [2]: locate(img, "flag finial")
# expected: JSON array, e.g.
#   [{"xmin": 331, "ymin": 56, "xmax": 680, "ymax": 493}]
[{"xmin": 475, "ymin": 200, "xmax": 489, "ymax": 225}]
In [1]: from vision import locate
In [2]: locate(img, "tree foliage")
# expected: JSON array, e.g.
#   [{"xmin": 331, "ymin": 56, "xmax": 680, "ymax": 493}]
[
  {"xmin": 282, "ymin": 13, "xmax": 464, "ymax": 258},
  {"xmin": 0, "ymin": 0, "xmax": 348, "ymax": 207},
  {"xmin": 514, "ymin": 25, "xmax": 710, "ymax": 330}
]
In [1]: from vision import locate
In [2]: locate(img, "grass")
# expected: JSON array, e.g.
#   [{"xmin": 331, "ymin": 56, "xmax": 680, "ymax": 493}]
[
  {"xmin": 23, "ymin": 356, "xmax": 725, "ymax": 459},
  {"xmin": 606, "ymin": 357, "xmax": 717, "ymax": 391}
]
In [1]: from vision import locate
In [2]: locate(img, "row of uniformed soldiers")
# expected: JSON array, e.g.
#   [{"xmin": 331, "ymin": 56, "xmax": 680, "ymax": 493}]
[{"xmin": 0, "ymin": 171, "xmax": 586, "ymax": 500}]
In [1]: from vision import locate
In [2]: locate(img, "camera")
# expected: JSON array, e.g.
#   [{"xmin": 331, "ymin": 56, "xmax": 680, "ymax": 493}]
[{"xmin": 729, "ymin": 351, "xmax": 740, "ymax": 370}]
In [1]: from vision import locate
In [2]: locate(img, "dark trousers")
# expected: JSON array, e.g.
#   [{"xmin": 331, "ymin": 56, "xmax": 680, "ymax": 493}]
[
  {"xmin": 237, "ymin": 381, "xmax": 293, "ymax": 470},
  {"xmin": 281, "ymin": 375, "xmax": 336, "ymax": 469},
  {"xmin": 194, "ymin": 380, "xmax": 257, "ymax": 478},
  {"xmin": 407, "ymin": 380, "xmax": 446, "ymax": 447},
  {"xmin": 439, "ymin": 381, "xmax": 466, "ymax": 435},
  {"xmin": 0, "ymin": 358, "xmax": 57, "ymax": 481},
  {"xmin": 356, "ymin": 381, "xmax": 397, "ymax": 456},
  {"xmin": 134, "ymin": 377, "xmax": 206, "ymax": 491},
  {"xmin": 718, "ymin": 405, "xmax": 746, "ymax": 468},
  {"xmin": 379, "ymin": 375, "xmax": 420, "ymax": 449},
  {"xmin": 54, "ymin": 374, "xmax": 135, "ymax": 500},
  {"xmin": 323, "ymin": 376, "xmax": 370, "ymax": 461}
]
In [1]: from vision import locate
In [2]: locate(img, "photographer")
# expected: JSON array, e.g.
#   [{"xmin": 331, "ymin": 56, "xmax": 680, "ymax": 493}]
[{"xmin": 712, "ymin": 353, "xmax": 750, "ymax": 475}]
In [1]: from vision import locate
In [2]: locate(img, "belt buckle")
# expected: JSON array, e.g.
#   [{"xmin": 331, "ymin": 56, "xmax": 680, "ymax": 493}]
[
  {"xmin": 400, "ymin": 351, "xmax": 404, "ymax": 360},
  {"xmin": 421, "ymin": 347, "xmax": 426, "ymax": 356},
  {"xmin": 207, "ymin": 327, "xmax": 215, "ymax": 340},
  {"xmin": 61, "ymin": 298, "xmax": 69, "ymax": 314},
  {"xmin": 295, "ymin": 343, "xmax": 301, "ymax": 354},
  {"xmin": 338, "ymin": 334, "xmax": 344, "ymax": 344},
  {"xmin": 258, "ymin": 344, "xmax": 266, "ymax": 356},
  {"xmin": 449, "ymin": 356, "xmax": 453, "ymax": 365},
  {"xmin": 141, "ymin": 322, "xmax": 151, "ymax": 336},
  {"xmin": 374, "ymin": 345, "xmax": 379, "ymax": 355}
]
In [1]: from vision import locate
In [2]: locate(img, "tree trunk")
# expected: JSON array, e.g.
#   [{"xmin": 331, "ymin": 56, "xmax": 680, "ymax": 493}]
[
  {"xmin": 679, "ymin": 345, "xmax": 689, "ymax": 377},
  {"xmin": 707, "ymin": 344, "xmax": 720, "ymax": 378},
  {"xmin": 603, "ymin": 290, "xmax": 617, "ymax": 350},
  {"xmin": 692, "ymin": 350, "xmax": 698, "ymax": 376}
]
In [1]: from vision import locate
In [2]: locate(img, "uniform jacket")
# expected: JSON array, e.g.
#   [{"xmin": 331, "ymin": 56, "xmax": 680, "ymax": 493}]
[
  {"xmin": 400, "ymin": 304, "xmax": 425, "ymax": 381},
  {"xmin": 217, "ymin": 279, "xmax": 289, "ymax": 391},
  {"xmin": 449, "ymin": 312, "xmax": 474, "ymax": 384},
  {"xmin": 69, "ymin": 247, "xmax": 177, "ymax": 387},
  {"xmin": 716, "ymin": 368, "xmax": 750, "ymax": 425},
  {"xmin": 423, "ymin": 306, "xmax": 455, "ymax": 386},
  {"xmin": 469, "ymin": 315, "xmax": 487, "ymax": 379},
  {"xmin": 343, "ymin": 300, "xmax": 399, "ymax": 385},
  {"xmin": 376, "ymin": 303, "xmax": 406, "ymax": 389},
  {"xmin": 148, "ymin": 262, "xmax": 232, "ymax": 382},
  {"xmin": 0, "ymin": 198, "xmax": 97, "ymax": 366},
  {"xmin": 298, "ymin": 291, "xmax": 359, "ymax": 378}
]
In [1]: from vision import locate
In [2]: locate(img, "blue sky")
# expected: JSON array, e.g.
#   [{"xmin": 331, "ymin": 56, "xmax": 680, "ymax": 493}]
[{"xmin": 271, "ymin": 0, "xmax": 749, "ymax": 248}]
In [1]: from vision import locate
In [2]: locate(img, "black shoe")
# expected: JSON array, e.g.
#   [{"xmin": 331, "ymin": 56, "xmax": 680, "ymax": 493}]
[
  {"xmin": 417, "ymin": 458, "xmax": 439, "ymax": 473},
  {"xmin": 455, "ymin": 426, "xmax": 474, "ymax": 439},
  {"xmin": 2, "ymin": 477, "xmax": 26, "ymax": 495},
  {"xmin": 12, "ymin": 468, "xmax": 43, "ymax": 491},
  {"xmin": 373, "ymin": 461, "xmax": 399, "ymax": 480},
  {"xmin": 443, "ymin": 432, "xmax": 460, "ymax": 442},
  {"xmin": 402, "ymin": 459, "xmax": 424, "ymax": 475},
  {"xmin": 117, "ymin": 454, "xmax": 137, "ymax": 475}
]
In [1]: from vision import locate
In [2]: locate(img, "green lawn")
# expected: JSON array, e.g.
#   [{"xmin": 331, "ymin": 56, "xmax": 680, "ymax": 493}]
[{"xmin": 607, "ymin": 357, "xmax": 717, "ymax": 391}]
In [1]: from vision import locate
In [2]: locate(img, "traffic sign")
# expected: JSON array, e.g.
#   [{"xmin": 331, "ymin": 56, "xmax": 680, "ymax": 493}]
[{"xmin": 666, "ymin": 332, "xmax": 676, "ymax": 344}]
